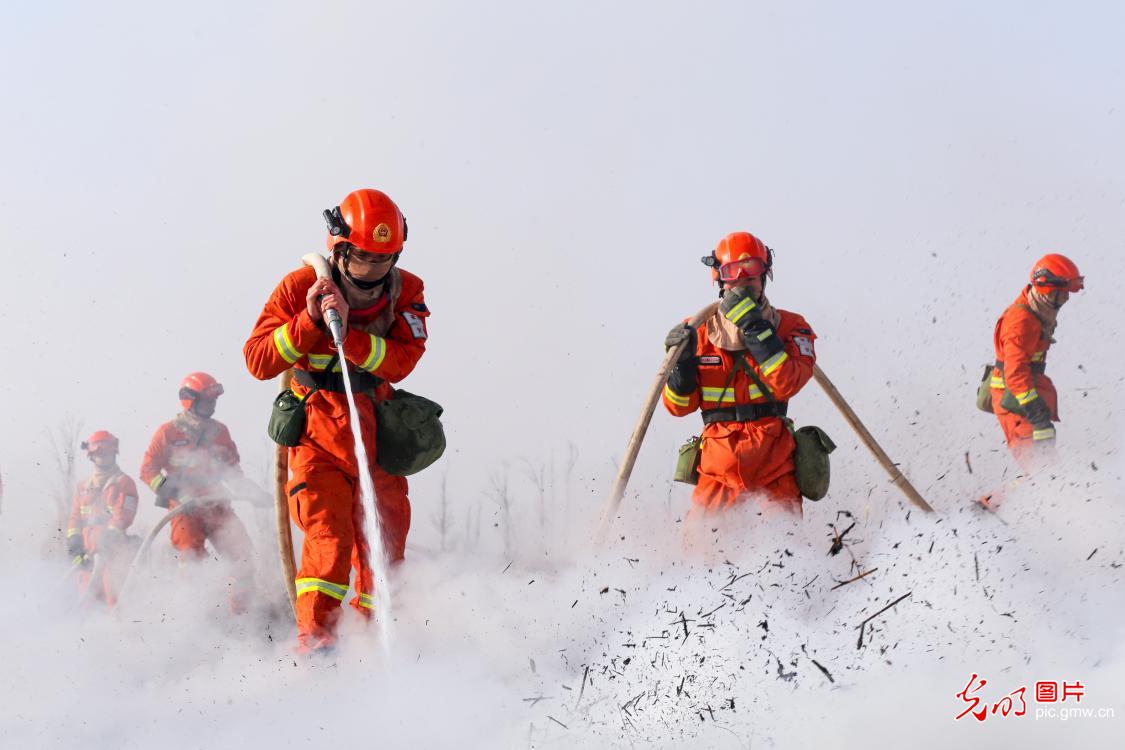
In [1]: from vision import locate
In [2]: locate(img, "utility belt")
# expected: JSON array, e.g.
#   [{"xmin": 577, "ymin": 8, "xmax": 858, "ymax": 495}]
[
  {"xmin": 293, "ymin": 367, "xmax": 383, "ymax": 394},
  {"xmin": 701, "ymin": 401, "xmax": 788, "ymax": 425},
  {"xmin": 993, "ymin": 360, "xmax": 1046, "ymax": 375}
]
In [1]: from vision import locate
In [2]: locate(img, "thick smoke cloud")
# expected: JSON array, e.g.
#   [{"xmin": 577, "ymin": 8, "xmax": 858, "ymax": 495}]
[{"xmin": 1, "ymin": 1, "xmax": 1122, "ymax": 747}]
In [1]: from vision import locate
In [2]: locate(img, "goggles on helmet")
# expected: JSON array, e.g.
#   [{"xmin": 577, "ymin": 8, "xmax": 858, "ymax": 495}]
[
  {"xmin": 1033, "ymin": 268, "xmax": 1084, "ymax": 293},
  {"xmin": 83, "ymin": 442, "xmax": 116, "ymax": 456},
  {"xmin": 344, "ymin": 247, "xmax": 397, "ymax": 266},
  {"xmin": 718, "ymin": 257, "xmax": 770, "ymax": 281},
  {"xmin": 180, "ymin": 383, "xmax": 224, "ymax": 402}
]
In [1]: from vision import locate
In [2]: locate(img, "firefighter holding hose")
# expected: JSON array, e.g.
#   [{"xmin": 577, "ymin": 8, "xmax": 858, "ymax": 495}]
[{"xmin": 243, "ymin": 188, "xmax": 429, "ymax": 653}]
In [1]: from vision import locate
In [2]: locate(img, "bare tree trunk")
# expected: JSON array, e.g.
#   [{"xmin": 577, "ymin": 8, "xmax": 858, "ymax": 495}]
[
  {"xmin": 433, "ymin": 467, "xmax": 450, "ymax": 552},
  {"xmin": 565, "ymin": 442, "xmax": 578, "ymax": 514},
  {"xmin": 47, "ymin": 419, "xmax": 84, "ymax": 538},
  {"xmin": 489, "ymin": 468, "xmax": 513, "ymax": 558},
  {"xmin": 519, "ymin": 459, "xmax": 547, "ymax": 538}
]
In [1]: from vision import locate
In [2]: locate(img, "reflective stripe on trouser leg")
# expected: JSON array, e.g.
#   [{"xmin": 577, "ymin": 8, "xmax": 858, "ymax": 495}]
[{"xmin": 289, "ymin": 467, "xmax": 360, "ymax": 648}]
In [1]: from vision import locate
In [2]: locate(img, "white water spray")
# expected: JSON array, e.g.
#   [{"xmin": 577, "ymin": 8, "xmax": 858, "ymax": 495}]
[
  {"xmin": 334, "ymin": 333, "xmax": 395, "ymax": 654},
  {"xmin": 306, "ymin": 252, "xmax": 395, "ymax": 654}
]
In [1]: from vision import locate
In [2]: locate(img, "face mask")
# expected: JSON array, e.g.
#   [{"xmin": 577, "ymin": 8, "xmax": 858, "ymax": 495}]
[
  {"xmin": 192, "ymin": 398, "xmax": 217, "ymax": 419},
  {"xmin": 89, "ymin": 451, "xmax": 116, "ymax": 469}
]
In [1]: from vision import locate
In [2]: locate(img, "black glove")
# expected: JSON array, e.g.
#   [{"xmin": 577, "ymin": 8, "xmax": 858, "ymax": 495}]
[
  {"xmin": 719, "ymin": 288, "xmax": 785, "ymax": 368},
  {"xmin": 665, "ymin": 323, "xmax": 699, "ymax": 395},
  {"xmin": 66, "ymin": 534, "xmax": 84, "ymax": 560},
  {"xmin": 665, "ymin": 323, "xmax": 694, "ymax": 351},
  {"xmin": 718, "ymin": 286, "xmax": 764, "ymax": 328},
  {"xmin": 1022, "ymin": 398, "xmax": 1055, "ymax": 441}
]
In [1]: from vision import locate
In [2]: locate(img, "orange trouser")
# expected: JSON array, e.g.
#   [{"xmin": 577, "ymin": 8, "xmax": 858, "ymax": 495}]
[
  {"xmin": 76, "ymin": 536, "xmax": 129, "ymax": 608},
  {"xmin": 168, "ymin": 501, "xmax": 254, "ymax": 612},
  {"xmin": 691, "ymin": 418, "xmax": 802, "ymax": 515},
  {"xmin": 991, "ymin": 390, "xmax": 1054, "ymax": 472},
  {"xmin": 287, "ymin": 462, "xmax": 410, "ymax": 651}
]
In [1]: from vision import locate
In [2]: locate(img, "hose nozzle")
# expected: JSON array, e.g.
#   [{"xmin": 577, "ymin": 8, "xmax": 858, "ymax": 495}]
[{"xmin": 325, "ymin": 307, "xmax": 345, "ymax": 348}]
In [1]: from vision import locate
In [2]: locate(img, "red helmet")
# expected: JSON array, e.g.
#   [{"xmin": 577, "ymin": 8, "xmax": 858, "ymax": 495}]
[
  {"xmin": 1030, "ymin": 253, "xmax": 1084, "ymax": 293},
  {"xmin": 702, "ymin": 232, "xmax": 774, "ymax": 284},
  {"xmin": 81, "ymin": 430, "xmax": 119, "ymax": 455},
  {"xmin": 324, "ymin": 189, "xmax": 407, "ymax": 255},
  {"xmin": 179, "ymin": 371, "xmax": 224, "ymax": 410}
]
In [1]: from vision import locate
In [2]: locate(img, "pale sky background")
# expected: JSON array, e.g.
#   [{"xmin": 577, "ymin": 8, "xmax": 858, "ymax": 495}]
[
  {"xmin": 1, "ymin": 0, "xmax": 1122, "ymax": 523},
  {"xmin": 2, "ymin": 2, "xmax": 1124, "ymax": 747}
]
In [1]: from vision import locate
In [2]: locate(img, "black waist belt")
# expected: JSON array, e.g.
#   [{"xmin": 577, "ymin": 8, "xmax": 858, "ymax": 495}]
[
  {"xmin": 994, "ymin": 360, "xmax": 1046, "ymax": 375},
  {"xmin": 701, "ymin": 402, "xmax": 788, "ymax": 425},
  {"xmin": 293, "ymin": 367, "xmax": 382, "ymax": 394}
]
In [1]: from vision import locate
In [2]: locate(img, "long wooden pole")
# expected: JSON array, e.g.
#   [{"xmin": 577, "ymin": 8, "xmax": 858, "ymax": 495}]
[
  {"xmin": 595, "ymin": 302, "xmax": 935, "ymax": 542},
  {"xmin": 811, "ymin": 365, "xmax": 933, "ymax": 513},
  {"xmin": 595, "ymin": 302, "xmax": 719, "ymax": 543}
]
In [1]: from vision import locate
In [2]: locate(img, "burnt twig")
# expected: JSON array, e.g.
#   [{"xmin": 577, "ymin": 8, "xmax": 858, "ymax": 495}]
[{"xmin": 831, "ymin": 568, "xmax": 878, "ymax": 590}]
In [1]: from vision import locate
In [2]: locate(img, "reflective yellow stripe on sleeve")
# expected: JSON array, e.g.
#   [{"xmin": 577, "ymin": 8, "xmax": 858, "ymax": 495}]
[
  {"xmin": 663, "ymin": 385, "xmax": 691, "ymax": 407},
  {"xmin": 66, "ymin": 528, "xmax": 81, "ymax": 538},
  {"xmin": 1032, "ymin": 426, "xmax": 1056, "ymax": 441},
  {"xmin": 359, "ymin": 335, "xmax": 387, "ymax": 373},
  {"xmin": 355, "ymin": 592, "xmax": 376, "ymax": 610},
  {"xmin": 1030, "ymin": 351, "xmax": 1045, "ymax": 362},
  {"xmin": 759, "ymin": 350, "xmax": 789, "ymax": 376},
  {"xmin": 295, "ymin": 577, "xmax": 349, "ymax": 601},
  {"xmin": 1014, "ymin": 389, "xmax": 1039, "ymax": 406},
  {"xmin": 272, "ymin": 324, "xmax": 302, "ymax": 364}
]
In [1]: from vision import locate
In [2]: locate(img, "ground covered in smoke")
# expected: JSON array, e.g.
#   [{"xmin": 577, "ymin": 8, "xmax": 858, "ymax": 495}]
[{"xmin": 2, "ymin": 445, "xmax": 1122, "ymax": 749}]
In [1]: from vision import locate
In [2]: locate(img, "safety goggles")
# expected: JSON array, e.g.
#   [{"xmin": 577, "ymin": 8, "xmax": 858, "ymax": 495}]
[
  {"xmin": 84, "ymin": 444, "xmax": 116, "ymax": 457},
  {"xmin": 718, "ymin": 257, "xmax": 771, "ymax": 282},
  {"xmin": 343, "ymin": 246, "xmax": 397, "ymax": 265},
  {"xmin": 1034, "ymin": 270, "xmax": 1085, "ymax": 293}
]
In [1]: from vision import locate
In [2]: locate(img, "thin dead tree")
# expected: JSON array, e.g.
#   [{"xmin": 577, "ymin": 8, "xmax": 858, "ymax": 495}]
[
  {"xmin": 46, "ymin": 418, "xmax": 84, "ymax": 534},
  {"xmin": 564, "ymin": 442, "xmax": 579, "ymax": 513},
  {"xmin": 431, "ymin": 466, "xmax": 451, "ymax": 552},
  {"xmin": 519, "ymin": 458, "xmax": 548, "ymax": 536},
  {"xmin": 488, "ymin": 467, "xmax": 514, "ymax": 558}
]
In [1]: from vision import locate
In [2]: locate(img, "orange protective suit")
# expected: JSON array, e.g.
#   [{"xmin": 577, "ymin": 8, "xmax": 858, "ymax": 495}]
[
  {"xmin": 66, "ymin": 468, "xmax": 139, "ymax": 606},
  {"xmin": 663, "ymin": 310, "xmax": 817, "ymax": 513},
  {"xmin": 139, "ymin": 415, "xmax": 254, "ymax": 612},
  {"xmin": 990, "ymin": 288, "xmax": 1057, "ymax": 464},
  {"xmin": 243, "ymin": 264, "xmax": 428, "ymax": 651}
]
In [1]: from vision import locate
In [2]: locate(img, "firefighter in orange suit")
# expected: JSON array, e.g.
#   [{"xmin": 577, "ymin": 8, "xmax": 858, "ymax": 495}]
[
  {"xmin": 989, "ymin": 254, "xmax": 1083, "ymax": 463},
  {"xmin": 66, "ymin": 431, "xmax": 139, "ymax": 606},
  {"xmin": 663, "ymin": 232, "xmax": 817, "ymax": 514},
  {"xmin": 243, "ymin": 188, "xmax": 427, "ymax": 653},
  {"xmin": 139, "ymin": 372, "xmax": 254, "ymax": 613}
]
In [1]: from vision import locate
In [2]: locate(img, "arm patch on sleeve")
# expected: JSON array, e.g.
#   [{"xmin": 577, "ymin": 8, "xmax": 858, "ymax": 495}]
[
  {"xmin": 793, "ymin": 336, "xmax": 815, "ymax": 357},
  {"xmin": 402, "ymin": 311, "xmax": 428, "ymax": 339}
]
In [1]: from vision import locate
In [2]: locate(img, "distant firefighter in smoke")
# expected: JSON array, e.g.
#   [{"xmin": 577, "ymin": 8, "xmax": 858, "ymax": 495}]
[
  {"xmin": 66, "ymin": 430, "xmax": 139, "ymax": 607},
  {"xmin": 139, "ymin": 371, "xmax": 255, "ymax": 613}
]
